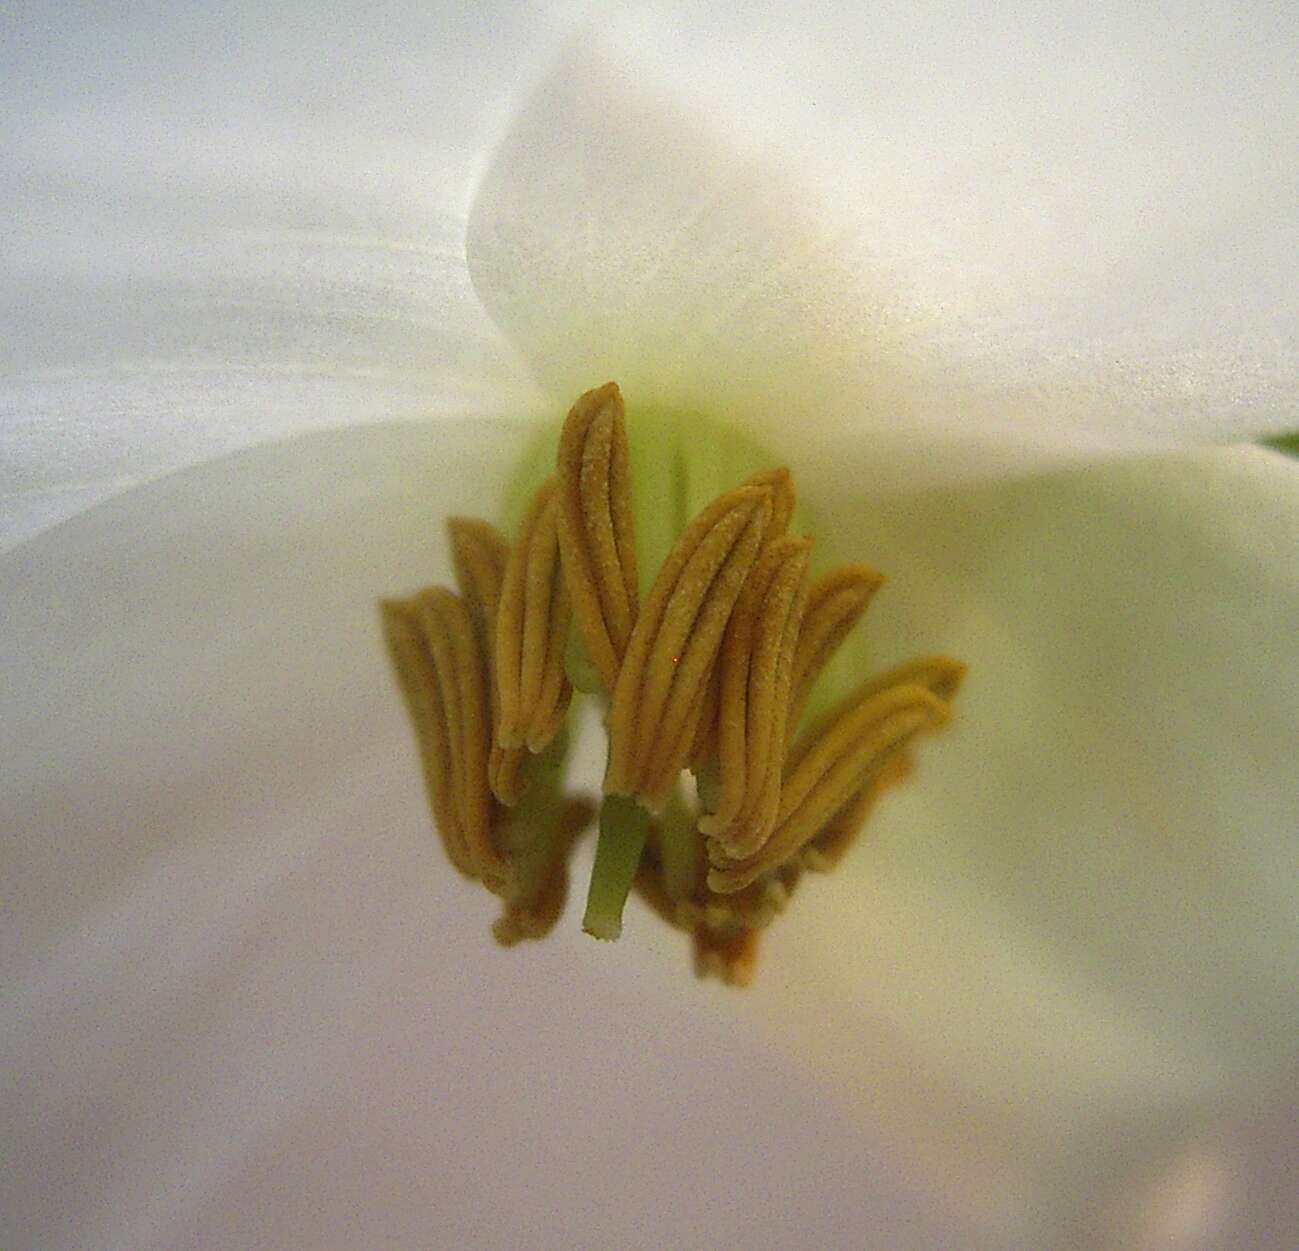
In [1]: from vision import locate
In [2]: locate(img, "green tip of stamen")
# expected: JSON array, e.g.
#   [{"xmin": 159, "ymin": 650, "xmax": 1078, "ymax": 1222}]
[{"xmin": 582, "ymin": 794, "xmax": 652, "ymax": 941}]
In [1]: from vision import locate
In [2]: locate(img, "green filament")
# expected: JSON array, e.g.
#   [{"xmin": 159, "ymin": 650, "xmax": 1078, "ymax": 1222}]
[{"xmin": 583, "ymin": 795, "xmax": 652, "ymax": 941}]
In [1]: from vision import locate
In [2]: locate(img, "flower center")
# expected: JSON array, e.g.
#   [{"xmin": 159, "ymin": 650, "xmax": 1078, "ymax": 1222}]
[{"xmin": 382, "ymin": 383, "xmax": 964, "ymax": 985}]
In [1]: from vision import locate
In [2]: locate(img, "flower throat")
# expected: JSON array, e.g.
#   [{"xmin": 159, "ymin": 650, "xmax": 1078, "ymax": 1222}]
[{"xmin": 381, "ymin": 383, "xmax": 964, "ymax": 985}]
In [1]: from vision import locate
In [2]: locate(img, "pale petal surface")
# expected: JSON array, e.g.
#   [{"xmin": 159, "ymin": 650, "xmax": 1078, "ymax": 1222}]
[
  {"xmin": 0, "ymin": 2, "xmax": 577, "ymax": 548},
  {"xmin": 0, "ymin": 425, "xmax": 1001, "ymax": 1251},
  {"xmin": 6, "ymin": 425, "xmax": 1299, "ymax": 1247},
  {"xmin": 7, "ymin": 4, "xmax": 1298, "ymax": 1246},
  {"xmin": 469, "ymin": 5, "xmax": 1299, "ymax": 495},
  {"xmin": 760, "ymin": 444, "xmax": 1299, "ymax": 1238}
]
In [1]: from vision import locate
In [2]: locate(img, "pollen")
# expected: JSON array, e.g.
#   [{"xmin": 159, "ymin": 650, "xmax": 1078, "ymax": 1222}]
[{"xmin": 382, "ymin": 382, "xmax": 965, "ymax": 984}]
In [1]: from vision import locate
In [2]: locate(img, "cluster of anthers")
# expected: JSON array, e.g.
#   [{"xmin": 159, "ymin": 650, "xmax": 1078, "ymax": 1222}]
[{"xmin": 382, "ymin": 383, "xmax": 964, "ymax": 985}]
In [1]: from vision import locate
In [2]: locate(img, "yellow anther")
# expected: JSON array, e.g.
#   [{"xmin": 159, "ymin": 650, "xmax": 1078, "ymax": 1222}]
[
  {"xmin": 801, "ymin": 749, "xmax": 913, "ymax": 872},
  {"xmin": 740, "ymin": 466, "xmax": 796, "ymax": 539},
  {"xmin": 382, "ymin": 590, "xmax": 509, "ymax": 892},
  {"xmin": 681, "ymin": 469, "xmax": 795, "ymax": 772},
  {"xmin": 447, "ymin": 516, "xmax": 510, "ymax": 628},
  {"xmin": 487, "ymin": 746, "xmax": 528, "ymax": 808},
  {"xmin": 698, "ymin": 535, "xmax": 812, "ymax": 858},
  {"xmin": 495, "ymin": 478, "xmax": 573, "ymax": 755},
  {"xmin": 788, "ymin": 654, "xmax": 967, "ymax": 752},
  {"xmin": 786, "ymin": 654, "xmax": 965, "ymax": 874},
  {"xmin": 707, "ymin": 681, "xmax": 952, "ymax": 894},
  {"xmin": 787, "ymin": 564, "xmax": 884, "ymax": 731},
  {"xmin": 380, "ymin": 597, "xmax": 475, "ymax": 878},
  {"xmin": 447, "ymin": 518, "xmax": 531, "ymax": 807},
  {"xmin": 606, "ymin": 483, "xmax": 773, "ymax": 808},
  {"xmin": 685, "ymin": 669, "xmax": 721, "ymax": 766},
  {"xmin": 555, "ymin": 382, "xmax": 639, "ymax": 692},
  {"xmin": 413, "ymin": 588, "xmax": 507, "ymax": 891}
]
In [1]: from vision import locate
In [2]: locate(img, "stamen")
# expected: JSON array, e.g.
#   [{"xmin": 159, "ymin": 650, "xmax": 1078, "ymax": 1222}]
[
  {"xmin": 382, "ymin": 382, "xmax": 966, "ymax": 985},
  {"xmin": 380, "ymin": 598, "xmax": 475, "ymax": 877},
  {"xmin": 555, "ymin": 382, "xmax": 639, "ymax": 692},
  {"xmin": 801, "ymin": 750, "xmax": 913, "ymax": 872},
  {"xmin": 384, "ymin": 589, "xmax": 509, "ymax": 892},
  {"xmin": 790, "ymin": 655, "xmax": 965, "ymax": 872},
  {"xmin": 787, "ymin": 564, "xmax": 884, "ymax": 731},
  {"xmin": 495, "ymin": 478, "xmax": 573, "ymax": 755},
  {"xmin": 740, "ymin": 466, "xmax": 796, "ymax": 539},
  {"xmin": 447, "ymin": 518, "xmax": 530, "ymax": 806},
  {"xmin": 855, "ymin": 654, "xmax": 967, "ymax": 705},
  {"xmin": 683, "ymin": 467, "xmax": 794, "ymax": 772},
  {"xmin": 698, "ymin": 535, "xmax": 811, "ymax": 858},
  {"xmin": 489, "ymin": 743, "xmax": 530, "ymax": 809},
  {"xmin": 447, "ymin": 516, "xmax": 510, "ymax": 625},
  {"xmin": 707, "ymin": 680, "xmax": 952, "ymax": 894},
  {"xmin": 525, "ymin": 538, "xmax": 573, "ymax": 753},
  {"xmin": 783, "ymin": 655, "xmax": 966, "ymax": 779},
  {"xmin": 606, "ymin": 483, "xmax": 773, "ymax": 808},
  {"xmin": 414, "ymin": 588, "xmax": 508, "ymax": 890}
]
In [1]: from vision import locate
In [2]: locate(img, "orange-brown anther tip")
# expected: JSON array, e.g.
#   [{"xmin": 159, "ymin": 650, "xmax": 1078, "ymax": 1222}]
[{"xmin": 565, "ymin": 381, "xmax": 624, "ymax": 423}]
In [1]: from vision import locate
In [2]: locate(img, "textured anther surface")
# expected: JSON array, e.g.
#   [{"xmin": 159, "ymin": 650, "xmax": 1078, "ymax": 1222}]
[
  {"xmin": 495, "ymin": 478, "xmax": 573, "ymax": 755},
  {"xmin": 555, "ymin": 382, "xmax": 639, "ymax": 692},
  {"xmin": 605, "ymin": 483, "xmax": 773, "ymax": 808},
  {"xmin": 383, "ymin": 383, "xmax": 963, "ymax": 982},
  {"xmin": 698, "ymin": 534, "xmax": 811, "ymax": 856}
]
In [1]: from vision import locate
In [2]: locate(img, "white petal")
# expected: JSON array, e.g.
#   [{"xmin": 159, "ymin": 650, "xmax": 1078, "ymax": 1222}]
[
  {"xmin": 468, "ymin": 9, "xmax": 1299, "ymax": 495},
  {"xmin": 1, "ymin": 4, "xmax": 580, "ymax": 544},
  {"xmin": 766, "ymin": 445, "xmax": 1299, "ymax": 1240},
  {"xmin": 0, "ymin": 425, "xmax": 1008, "ymax": 1250}
]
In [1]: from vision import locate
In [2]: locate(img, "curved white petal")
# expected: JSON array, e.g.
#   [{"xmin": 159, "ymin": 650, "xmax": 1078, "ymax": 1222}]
[
  {"xmin": 1, "ymin": 4, "xmax": 579, "ymax": 546},
  {"xmin": 468, "ymin": 8, "xmax": 1299, "ymax": 495},
  {"xmin": 0, "ymin": 426, "xmax": 1006, "ymax": 1251},
  {"xmin": 765, "ymin": 444, "xmax": 1299, "ymax": 1240}
]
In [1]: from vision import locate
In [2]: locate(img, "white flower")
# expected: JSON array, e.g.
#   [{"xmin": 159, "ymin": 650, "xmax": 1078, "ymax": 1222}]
[{"xmin": 3, "ymin": 5, "xmax": 1297, "ymax": 1249}]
